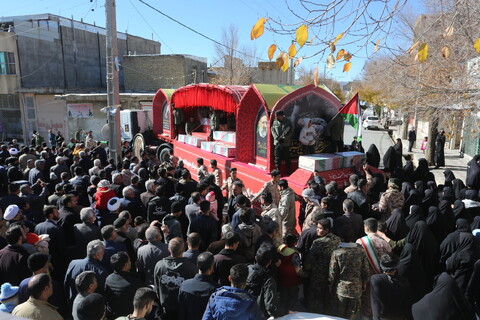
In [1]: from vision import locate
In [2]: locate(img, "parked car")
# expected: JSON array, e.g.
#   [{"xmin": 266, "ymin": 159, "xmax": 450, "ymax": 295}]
[{"xmin": 363, "ymin": 116, "xmax": 380, "ymax": 130}]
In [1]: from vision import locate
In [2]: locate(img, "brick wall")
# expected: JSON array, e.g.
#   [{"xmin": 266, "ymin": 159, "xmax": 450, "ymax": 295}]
[{"xmin": 124, "ymin": 55, "xmax": 208, "ymax": 92}]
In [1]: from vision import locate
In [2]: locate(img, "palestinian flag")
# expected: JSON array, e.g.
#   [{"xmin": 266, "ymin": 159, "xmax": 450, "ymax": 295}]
[{"xmin": 338, "ymin": 93, "xmax": 362, "ymax": 140}]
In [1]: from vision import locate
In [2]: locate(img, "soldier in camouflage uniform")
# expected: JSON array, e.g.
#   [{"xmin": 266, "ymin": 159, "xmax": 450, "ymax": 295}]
[
  {"xmin": 329, "ymin": 229, "xmax": 370, "ymax": 320},
  {"xmin": 304, "ymin": 218, "xmax": 342, "ymax": 315}
]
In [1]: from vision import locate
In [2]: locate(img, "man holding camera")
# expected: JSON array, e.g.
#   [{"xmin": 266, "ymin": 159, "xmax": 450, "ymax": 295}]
[{"xmin": 271, "ymin": 110, "xmax": 293, "ymax": 174}]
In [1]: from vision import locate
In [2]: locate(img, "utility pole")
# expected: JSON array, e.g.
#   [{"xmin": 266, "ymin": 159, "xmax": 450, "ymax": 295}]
[{"xmin": 105, "ymin": 0, "xmax": 121, "ymax": 162}]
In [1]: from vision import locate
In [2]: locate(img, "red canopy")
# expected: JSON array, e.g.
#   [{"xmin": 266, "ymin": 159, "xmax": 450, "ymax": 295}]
[{"xmin": 171, "ymin": 83, "xmax": 247, "ymax": 113}]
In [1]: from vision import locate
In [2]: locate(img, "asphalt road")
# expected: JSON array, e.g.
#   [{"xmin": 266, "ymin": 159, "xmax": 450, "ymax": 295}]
[{"xmin": 343, "ymin": 124, "xmax": 395, "ymax": 162}]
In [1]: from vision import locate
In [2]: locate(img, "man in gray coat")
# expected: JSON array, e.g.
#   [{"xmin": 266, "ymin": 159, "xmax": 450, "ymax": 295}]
[
  {"xmin": 278, "ymin": 179, "xmax": 296, "ymax": 238},
  {"xmin": 271, "ymin": 110, "xmax": 293, "ymax": 174}
]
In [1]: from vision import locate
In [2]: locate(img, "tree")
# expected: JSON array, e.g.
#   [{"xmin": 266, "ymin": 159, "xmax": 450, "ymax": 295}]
[{"xmin": 210, "ymin": 24, "xmax": 258, "ymax": 85}]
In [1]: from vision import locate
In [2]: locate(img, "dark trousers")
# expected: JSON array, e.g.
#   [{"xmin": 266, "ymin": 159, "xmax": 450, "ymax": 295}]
[
  {"xmin": 408, "ymin": 140, "xmax": 414, "ymax": 152},
  {"xmin": 274, "ymin": 145, "xmax": 291, "ymax": 173}
]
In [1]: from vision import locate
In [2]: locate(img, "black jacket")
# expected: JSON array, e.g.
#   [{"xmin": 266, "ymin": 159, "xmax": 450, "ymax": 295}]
[
  {"xmin": 370, "ymin": 273, "xmax": 412, "ymax": 320},
  {"xmin": 0, "ymin": 245, "xmax": 31, "ymax": 286},
  {"xmin": 104, "ymin": 271, "xmax": 144, "ymax": 319},
  {"xmin": 178, "ymin": 274, "xmax": 219, "ymax": 320},
  {"xmin": 245, "ymin": 264, "xmax": 281, "ymax": 318},
  {"xmin": 153, "ymin": 256, "xmax": 197, "ymax": 312}
]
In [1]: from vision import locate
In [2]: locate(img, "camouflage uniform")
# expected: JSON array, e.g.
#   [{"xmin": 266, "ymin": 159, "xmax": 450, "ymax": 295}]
[
  {"xmin": 378, "ymin": 189, "xmax": 404, "ymax": 220},
  {"xmin": 304, "ymin": 232, "xmax": 342, "ymax": 314},
  {"xmin": 329, "ymin": 243, "xmax": 370, "ymax": 319}
]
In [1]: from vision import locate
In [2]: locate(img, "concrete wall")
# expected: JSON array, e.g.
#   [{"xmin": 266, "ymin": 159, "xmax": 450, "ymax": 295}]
[
  {"xmin": 254, "ymin": 62, "xmax": 290, "ymax": 85},
  {"xmin": 34, "ymin": 94, "xmax": 67, "ymax": 141},
  {"xmin": 11, "ymin": 15, "xmax": 160, "ymax": 91},
  {"xmin": 123, "ymin": 55, "xmax": 208, "ymax": 92}
]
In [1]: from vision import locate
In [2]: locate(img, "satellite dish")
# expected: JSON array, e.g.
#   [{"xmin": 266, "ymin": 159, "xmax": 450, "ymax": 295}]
[{"xmin": 101, "ymin": 123, "xmax": 110, "ymax": 140}]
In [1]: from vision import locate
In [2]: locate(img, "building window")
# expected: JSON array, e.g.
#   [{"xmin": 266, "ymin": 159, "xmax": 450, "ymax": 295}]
[{"xmin": 0, "ymin": 52, "xmax": 16, "ymax": 75}]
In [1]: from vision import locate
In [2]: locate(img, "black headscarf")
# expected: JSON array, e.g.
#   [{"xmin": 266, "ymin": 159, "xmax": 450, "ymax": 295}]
[
  {"xmin": 366, "ymin": 144, "xmax": 381, "ymax": 168},
  {"xmin": 401, "ymin": 182, "xmax": 413, "ymax": 198},
  {"xmin": 439, "ymin": 199, "xmax": 456, "ymax": 234},
  {"xmin": 403, "ymin": 161, "xmax": 414, "ymax": 181},
  {"xmin": 440, "ymin": 218, "xmax": 471, "ymax": 268},
  {"xmin": 426, "ymin": 180, "xmax": 437, "ymax": 192},
  {"xmin": 422, "ymin": 189, "xmax": 439, "ymax": 213},
  {"xmin": 444, "ymin": 169, "xmax": 456, "ymax": 187},
  {"xmin": 405, "ymin": 205, "xmax": 425, "ymax": 230},
  {"xmin": 385, "ymin": 208, "xmax": 409, "ymax": 241},
  {"xmin": 445, "ymin": 232, "xmax": 475, "ymax": 293},
  {"xmin": 398, "ymin": 243, "xmax": 426, "ymax": 303},
  {"xmin": 412, "ymin": 272, "xmax": 474, "ymax": 320},
  {"xmin": 452, "ymin": 179, "xmax": 466, "ymax": 200},
  {"xmin": 383, "ymin": 146, "xmax": 397, "ymax": 173},
  {"xmin": 466, "ymin": 155, "xmax": 480, "ymax": 190},
  {"xmin": 471, "ymin": 216, "xmax": 480, "ymax": 231},
  {"xmin": 414, "ymin": 180, "xmax": 425, "ymax": 198},
  {"xmin": 453, "ymin": 200, "xmax": 468, "ymax": 220},
  {"xmin": 393, "ymin": 139, "xmax": 403, "ymax": 169},
  {"xmin": 442, "ymin": 187, "xmax": 456, "ymax": 203},
  {"xmin": 426, "ymin": 206, "xmax": 447, "ymax": 245},
  {"xmin": 406, "ymin": 221, "xmax": 440, "ymax": 291},
  {"xmin": 464, "ymin": 189, "xmax": 479, "ymax": 201},
  {"xmin": 412, "ymin": 158, "xmax": 429, "ymax": 182},
  {"xmin": 403, "ymin": 190, "xmax": 421, "ymax": 215}
]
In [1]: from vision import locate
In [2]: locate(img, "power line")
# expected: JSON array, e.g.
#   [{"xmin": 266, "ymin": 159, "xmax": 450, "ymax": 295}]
[
  {"xmin": 127, "ymin": 0, "xmax": 175, "ymax": 54},
  {"xmin": 136, "ymin": 0, "xmax": 267, "ymax": 63}
]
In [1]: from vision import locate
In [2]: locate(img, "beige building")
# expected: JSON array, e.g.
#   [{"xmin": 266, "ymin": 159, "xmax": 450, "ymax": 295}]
[{"xmin": 0, "ymin": 14, "xmax": 160, "ymax": 143}]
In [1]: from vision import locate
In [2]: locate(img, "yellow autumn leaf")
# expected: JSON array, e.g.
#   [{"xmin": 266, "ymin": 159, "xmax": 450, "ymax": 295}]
[
  {"xmin": 276, "ymin": 52, "xmax": 286, "ymax": 68},
  {"xmin": 281, "ymin": 57, "xmax": 289, "ymax": 72},
  {"xmin": 251, "ymin": 17, "xmax": 266, "ymax": 40},
  {"xmin": 333, "ymin": 32, "xmax": 344, "ymax": 45},
  {"xmin": 313, "ymin": 67, "xmax": 318, "ymax": 86},
  {"xmin": 343, "ymin": 62, "xmax": 352, "ymax": 73},
  {"xmin": 343, "ymin": 52, "xmax": 352, "ymax": 61},
  {"xmin": 288, "ymin": 43, "xmax": 297, "ymax": 58},
  {"xmin": 296, "ymin": 24, "xmax": 308, "ymax": 47},
  {"xmin": 268, "ymin": 44, "xmax": 277, "ymax": 61},
  {"xmin": 293, "ymin": 57, "xmax": 303, "ymax": 68},
  {"xmin": 443, "ymin": 26, "xmax": 454, "ymax": 39},
  {"xmin": 474, "ymin": 38, "xmax": 480, "ymax": 53},
  {"xmin": 374, "ymin": 39, "xmax": 381, "ymax": 52},
  {"xmin": 327, "ymin": 54, "xmax": 335, "ymax": 70},
  {"xmin": 442, "ymin": 46, "xmax": 452, "ymax": 59},
  {"xmin": 336, "ymin": 49, "xmax": 345, "ymax": 61},
  {"xmin": 407, "ymin": 41, "xmax": 421, "ymax": 54},
  {"xmin": 415, "ymin": 43, "xmax": 428, "ymax": 63}
]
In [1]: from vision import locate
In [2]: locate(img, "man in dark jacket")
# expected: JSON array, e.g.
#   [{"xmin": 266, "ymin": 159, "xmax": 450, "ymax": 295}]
[
  {"xmin": 34, "ymin": 205, "xmax": 67, "ymax": 274},
  {"xmin": 334, "ymin": 199, "xmax": 364, "ymax": 241},
  {"xmin": 178, "ymin": 252, "xmax": 219, "ymax": 320},
  {"xmin": 73, "ymin": 208, "xmax": 101, "ymax": 258},
  {"xmin": 245, "ymin": 245, "xmax": 281, "ymax": 318},
  {"xmin": 136, "ymin": 226, "xmax": 169, "ymax": 285},
  {"xmin": 153, "ymin": 237, "xmax": 197, "ymax": 319},
  {"xmin": 101, "ymin": 224, "xmax": 127, "ymax": 271},
  {"xmin": 213, "ymin": 232, "xmax": 246, "ymax": 286},
  {"xmin": 0, "ymin": 225, "xmax": 31, "ymax": 286},
  {"xmin": 104, "ymin": 251, "xmax": 144, "ymax": 319},
  {"xmin": 346, "ymin": 179, "xmax": 371, "ymax": 219},
  {"xmin": 408, "ymin": 127, "xmax": 416, "ymax": 152},
  {"xmin": 58, "ymin": 194, "xmax": 81, "ymax": 247},
  {"xmin": 203, "ymin": 264, "xmax": 266, "ymax": 320},
  {"xmin": 370, "ymin": 253, "xmax": 412, "ymax": 320},
  {"xmin": 189, "ymin": 200, "xmax": 218, "ymax": 251},
  {"xmin": 64, "ymin": 239, "xmax": 108, "ymax": 304}
]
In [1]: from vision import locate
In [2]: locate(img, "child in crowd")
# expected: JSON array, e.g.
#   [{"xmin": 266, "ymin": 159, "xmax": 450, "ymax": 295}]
[{"xmin": 421, "ymin": 136, "xmax": 428, "ymax": 153}]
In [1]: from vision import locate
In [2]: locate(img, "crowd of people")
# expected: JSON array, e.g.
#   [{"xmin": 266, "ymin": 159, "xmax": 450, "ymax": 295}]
[{"xmin": 0, "ymin": 129, "xmax": 479, "ymax": 320}]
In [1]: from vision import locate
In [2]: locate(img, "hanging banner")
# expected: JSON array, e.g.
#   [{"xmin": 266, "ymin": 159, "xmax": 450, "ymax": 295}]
[{"xmin": 67, "ymin": 104, "xmax": 93, "ymax": 118}]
